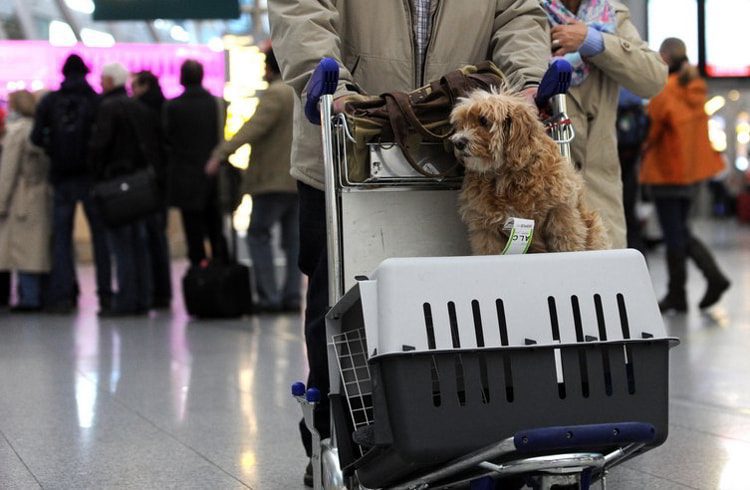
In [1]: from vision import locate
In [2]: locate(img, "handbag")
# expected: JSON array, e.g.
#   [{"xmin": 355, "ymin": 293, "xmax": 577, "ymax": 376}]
[
  {"xmin": 342, "ymin": 61, "xmax": 508, "ymax": 182},
  {"xmin": 92, "ymin": 103, "xmax": 161, "ymax": 227},
  {"xmin": 93, "ymin": 167, "xmax": 161, "ymax": 227}
]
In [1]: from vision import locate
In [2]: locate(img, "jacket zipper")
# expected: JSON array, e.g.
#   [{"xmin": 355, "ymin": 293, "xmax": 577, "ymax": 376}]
[
  {"xmin": 403, "ymin": 0, "xmax": 418, "ymax": 87},
  {"xmin": 420, "ymin": 0, "xmax": 442, "ymax": 86}
]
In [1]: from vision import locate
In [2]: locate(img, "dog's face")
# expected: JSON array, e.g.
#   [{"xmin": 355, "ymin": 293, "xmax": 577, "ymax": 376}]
[{"xmin": 450, "ymin": 89, "xmax": 539, "ymax": 173}]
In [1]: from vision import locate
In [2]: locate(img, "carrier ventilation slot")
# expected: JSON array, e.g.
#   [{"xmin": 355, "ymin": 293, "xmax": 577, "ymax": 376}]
[
  {"xmin": 594, "ymin": 294, "xmax": 613, "ymax": 396},
  {"xmin": 423, "ymin": 303, "xmax": 436, "ymax": 350},
  {"xmin": 496, "ymin": 299, "xmax": 514, "ymax": 401},
  {"xmin": 548, "ymin": 296, "xmax": 566, "ymax": 399},
  {"xmin": 448, "ymin": 302, "xmax": 461, "ymax": 348},
  {"xmin": 472, "ymin": 300, "xmax": 491, "ymax": 403},
  {"xmin": 616, "ymin": 293, "xmax": 636, "ymax": 394},
  {"xmin": 430, "ymin": 356, "xmax": 442, "ymax": 407},
  {"xmin": 455, "ymin": 354, "xmax": 467, "ymax": 406},
  {"xmin": 571, "ymin": 295, "xmax": 590, "ymax": 398}
]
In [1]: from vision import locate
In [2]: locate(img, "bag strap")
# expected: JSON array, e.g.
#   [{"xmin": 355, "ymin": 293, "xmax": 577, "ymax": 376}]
[
  {"xmin": 386, "ymin": 91, "xmax": 453, "ymax": 141},
  {"xmin": 383, "ymin": 94, "xmax": 460, "ymax": 179}
]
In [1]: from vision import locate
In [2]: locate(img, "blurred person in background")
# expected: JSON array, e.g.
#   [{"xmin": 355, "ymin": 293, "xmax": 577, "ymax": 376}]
[
  {"xmin": 132, "ymin": 71, "xmax": 172, "ymax": 309},
  {"xmin": 0, "ymin": 90, "xmax": 52, "ymax": 312},
  {"xmin": 616, "ymin": 87, "xmax": 649, "ymax": 254},
  {"xmin": 164, "ymin": 60, "xmax": 229, "ymax": 267},
  {"xmin": 89, "ymin": 63, "xmax": 157, "ymax": 316},
  {"xmin": 640, "ymin": 37, "xmax": 730, "ymax": 313},
  {"xmin": 205, "ymin": 48, "xmax": 300, "ymax": 313},
  {"xmin": 0, "ymin": 104, "xmax": 9, "ymax": 308},
  {"xmin": 31, "ymin": 54, "xmax": 112, "ymax": 314},
  {"xmin": 541, "ymin": 0, "xmax": 667, "ymax": 249}
]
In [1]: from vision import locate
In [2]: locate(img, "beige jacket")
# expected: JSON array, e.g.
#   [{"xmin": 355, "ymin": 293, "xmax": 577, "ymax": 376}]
[
  {"xmin": 269, "ymin": 0, "xmax": 550, "ymax": 190},
  {"xmin": 0, "ymin": 117, "xmax": 52, "ymax": 272},
  {"xmin": 565, "ymin": 1, "xmax": 667, "ymax": 248},
  {"xmin": 211, "ymin": 79, "xmax": 297, "ymax": 195}
]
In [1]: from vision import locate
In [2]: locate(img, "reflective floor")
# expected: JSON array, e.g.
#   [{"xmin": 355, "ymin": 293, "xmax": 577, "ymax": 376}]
[{"xmin": 0, "ymin": 219, "xmax": 748, "ymax": 489}]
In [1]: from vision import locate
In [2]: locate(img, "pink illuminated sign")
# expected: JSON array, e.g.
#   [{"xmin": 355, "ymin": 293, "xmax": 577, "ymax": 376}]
[{"xmin": 0, "ymin": 41, "xmax": 225, "ymax": 103}]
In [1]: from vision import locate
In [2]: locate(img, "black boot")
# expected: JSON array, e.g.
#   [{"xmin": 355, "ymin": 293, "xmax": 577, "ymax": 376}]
[
  {"xmin": 687, "ymin": 236, "xmax": 731, "ymax": 309},
  {"xmin": 659, "ymin": 249, "xmax": 687, "ymax": 313}
]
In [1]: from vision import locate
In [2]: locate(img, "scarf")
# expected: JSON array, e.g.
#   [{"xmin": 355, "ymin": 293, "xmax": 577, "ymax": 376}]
[{"xmin": 539, "ymin": 0, "xmax": 616, "ymax": 86}]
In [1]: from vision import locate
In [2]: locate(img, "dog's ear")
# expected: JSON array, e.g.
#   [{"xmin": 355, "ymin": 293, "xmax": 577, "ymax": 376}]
[{"xmin": 502, "ymin": 101, "xmax": 543, "ymax": 166}]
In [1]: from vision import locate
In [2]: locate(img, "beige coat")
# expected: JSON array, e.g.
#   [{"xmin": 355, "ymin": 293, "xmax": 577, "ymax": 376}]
[
  {"xmin": 269, "ymin": 0, "xmax": 550, "ymax": 190},
  {"xmin": 212, "ymin": 79, "xmax": 297, "ymax": 195},
  {"xmin": 0, "ymin": 117, "xmax": 52, "ymax": 272},
  {"xmin": 565, "ymin": 1, "xmax": 667, "ymax": 248}
]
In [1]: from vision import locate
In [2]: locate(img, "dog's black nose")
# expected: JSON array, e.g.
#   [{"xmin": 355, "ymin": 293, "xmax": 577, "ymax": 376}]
[{"xmin": 453, "ymin": 137, "xmax": 467, "ymax": 151}]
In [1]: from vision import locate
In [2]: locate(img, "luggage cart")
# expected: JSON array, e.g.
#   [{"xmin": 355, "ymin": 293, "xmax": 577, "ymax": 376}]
[{"xmin": 293, "ymin": 58, "xmax": 678, "ymax": 490}]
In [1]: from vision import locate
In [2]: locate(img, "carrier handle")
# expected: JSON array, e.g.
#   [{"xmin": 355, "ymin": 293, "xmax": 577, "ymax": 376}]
[
  {"xmin": 513, "ymin": 422, "xmax": 656, "ymax": 454},
  {"xmin": 534, "ymin": 58, "xmax": 573, "ymax": 109},
  {"xmin": 305, "ymin": 57, "xmax": 340, "ymax": 125}
]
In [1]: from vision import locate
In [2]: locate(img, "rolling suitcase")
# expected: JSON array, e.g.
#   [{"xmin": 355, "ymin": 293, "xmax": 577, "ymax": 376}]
[{"xmin": 182, "ymin": 261, "xmax": 254, "ymax": 318}]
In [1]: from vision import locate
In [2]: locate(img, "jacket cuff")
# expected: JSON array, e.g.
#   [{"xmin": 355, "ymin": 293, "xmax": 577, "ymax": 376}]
[{"xmin": 579, "ymin": 27, "xmax": 605, "ymax": 57}]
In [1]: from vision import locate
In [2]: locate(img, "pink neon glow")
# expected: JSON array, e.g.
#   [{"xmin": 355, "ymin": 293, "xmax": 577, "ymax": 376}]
[{"xmin": 0, "ymin": 40, "xmax": 225, "ymax": 103}]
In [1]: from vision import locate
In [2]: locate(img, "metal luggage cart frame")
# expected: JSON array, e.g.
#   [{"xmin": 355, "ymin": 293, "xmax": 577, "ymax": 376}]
[{"xmin": 293, "ymin": 59, "xmax": 677, "ymax": 490}]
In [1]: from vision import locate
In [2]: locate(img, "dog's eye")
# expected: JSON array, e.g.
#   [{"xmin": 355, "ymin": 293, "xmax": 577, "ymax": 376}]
[{"xmin": 479, "ymin": 116, "xmax": 489, "ymax": 128}]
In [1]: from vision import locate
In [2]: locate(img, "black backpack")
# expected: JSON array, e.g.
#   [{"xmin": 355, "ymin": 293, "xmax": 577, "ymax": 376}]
[
  {"xmin": 616, "ymin": 103, "xmax": 649, "ymax": 149},
  {"xmin": 48, "ymin": 91, "xmax": 96, "ymax": 174}
]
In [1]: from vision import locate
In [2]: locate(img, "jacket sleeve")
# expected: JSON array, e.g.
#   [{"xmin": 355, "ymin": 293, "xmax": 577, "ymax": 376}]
[
  {"xmin": 492, "ymin": 0, "xmax": 550, "ymax": 90},
  {"xmin": 645, "ymin": 90, "xmax": 672, "ymax": 148},
  {"xmin": 586, "ymin": 6, "xmax": 667, "ymax": 98},
  {"xmin": 268, "ymin": 0, "xmax": 360, "ymax": 100},
  {"xmin": 211, "ymin": 89, "xmax": 283, "ymax": 162},
  {"xmin": 0, "ymin": 126, "xmax": 23, "ymax": 215},
  {"xmin": 88, "ymin": 100, "xmax": 115, "ymax": 179}
]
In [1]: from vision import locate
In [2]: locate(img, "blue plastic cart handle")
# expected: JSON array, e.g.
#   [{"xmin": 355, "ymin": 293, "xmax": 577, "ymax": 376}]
[
  {"xmin": 304, "ymin": 57, "xmax": 340, "ymax": 125},
  {"xmin": 534, "ymin": 58, "xmax": 573, "ymax": 109},
  {"xmin": 291, "ymin": 381, "xmax": 306, "ymax": 397},
  {"xmin": 306, "ymin": 387, "xmax": 322, "ymax": 403},
  {"xmin": 514, "ymin": 422, "xmax": 656, "ymax": 454}
]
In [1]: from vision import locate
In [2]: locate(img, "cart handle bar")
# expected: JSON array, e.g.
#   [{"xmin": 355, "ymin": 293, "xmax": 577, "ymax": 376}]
[
  {"xmin": 514, "ymin": 422, "xmax": 656, "ymax": 454},
  {"xmin": 534, "ymin": 58, "xmax": 573, "ymax": 109},
  {"xmin": 305, "ymin": 57, "xmax": 340, "ymax": 125}
]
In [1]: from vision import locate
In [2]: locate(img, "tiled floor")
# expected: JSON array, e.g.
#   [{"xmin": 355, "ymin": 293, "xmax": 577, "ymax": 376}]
[{"xmin": 0, "ymin": 218, "xmax": 748, "ymax": 489}]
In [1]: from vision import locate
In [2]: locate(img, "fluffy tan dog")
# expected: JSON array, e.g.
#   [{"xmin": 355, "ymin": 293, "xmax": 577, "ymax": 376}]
[{"xmin": 450, "ymin": 89, "xmax": 611, "ymax": 254}]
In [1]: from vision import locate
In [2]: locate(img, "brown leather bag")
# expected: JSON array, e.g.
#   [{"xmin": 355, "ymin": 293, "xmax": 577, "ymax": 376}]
[{"xmin": 342, "ymin": 61, "xmax": 508, "ymax": 182}]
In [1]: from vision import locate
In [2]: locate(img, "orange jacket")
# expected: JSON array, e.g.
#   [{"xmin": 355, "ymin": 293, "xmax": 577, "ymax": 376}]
[{"xmin": 640, "ymin": 73, "xmax": 724, "ymax": 185}]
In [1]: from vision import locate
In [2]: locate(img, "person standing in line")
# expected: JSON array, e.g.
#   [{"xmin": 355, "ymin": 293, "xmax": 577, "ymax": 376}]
[
  {"xmin": 540, "ymin": 0, "xmax": 667, "ymax": 249},
  {"xmin": 268, "ymin": 0, "xmax": 550, "ymax": 484},
  {"xmin": 89, "ymin": 63, "xmax": 157, "ymax": 316},
  {"xmin": 132, "ymin": 71, "xmax": 172, "ymax": 309},
  {"xmin": 31, "ymin": 54, "xmax": 112, "ymax": 314},
  {"xmin": 616, "ymin": 87, "xmax": 649, "ymax": 254},
  {"xmin": 205, "ymin": 48, "xmax": 301, "ymax": 313},
  {"xmin": 164, "ymin": 60, "xmax": 229, "ymax": 267},
  {"xmin": 640, "ymin": 37, "xmax": 731, "ymax": 313},
  {"xmin": 0, "ymin": 90, "xmax": 52, "ymax": 312}
]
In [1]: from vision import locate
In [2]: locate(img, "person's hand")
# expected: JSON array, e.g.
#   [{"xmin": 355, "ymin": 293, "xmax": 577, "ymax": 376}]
[
  {"xmin": 204, "ymin": 157, "xmax": 221, "ymax": 176},
  {"xmin": 332, "ymin": 95, "xmax": 352, "ymax": 114},
  {"xmin": 551, "ymin": 20, "xmax": 588, "ymax": 57}
]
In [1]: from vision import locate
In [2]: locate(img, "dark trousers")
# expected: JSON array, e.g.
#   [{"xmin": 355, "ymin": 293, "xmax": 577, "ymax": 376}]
[
  {"xmin": 145, "ymin": 209, "xmax": 172, "ymax": 302},
  {"xmin": 48, "ymin": 178, "xmax": 112, "ymax": 307},
  {"xmin": 619, "ymin": 147, "xmax": 645, "ymax": 254},
  {"xmin": 0, "ymin": 271, "xmax": 9, "ymax": 306},
  {"xmin": 297, "ymin": 182, "xmax": 331, "ymax": 457},
  {"xmin": 107, "ymin": 220, "xmax": 152, "ymax": 312},
  {"xmin": 247, "ymin": 192, "xmax": 301, "ymax": 308},
  {"xmin": 654, "ymin": 196, "xmax": 692, "ymax": 252},
  {"xmin": 179, "ymin": 195, "xmax": 229, "ymax": 267}
]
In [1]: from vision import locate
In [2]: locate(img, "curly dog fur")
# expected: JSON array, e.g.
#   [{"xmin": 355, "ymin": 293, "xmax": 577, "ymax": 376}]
[{"xmin": 450, "ymin": 89, "xmax": 611, "ymax": 254}]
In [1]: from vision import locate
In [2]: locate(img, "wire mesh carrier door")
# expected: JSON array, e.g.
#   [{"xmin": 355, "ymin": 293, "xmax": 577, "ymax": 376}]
[{"xmin": 328, "ymin": 249, "xmax": 678, "ymax": 489}]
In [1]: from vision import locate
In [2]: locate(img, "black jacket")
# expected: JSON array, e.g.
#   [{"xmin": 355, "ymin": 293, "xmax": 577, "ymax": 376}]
[
  {"xmin": 31, "ymin": 76, "xmax": 98, "ymax": 183},
  {"xmin": 88, "ymin": 86, "xmax": 161, "ymax": 182},
  {"xmin": 163, "ymin": 85, "xmax": 222, "ymax": 210}
]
